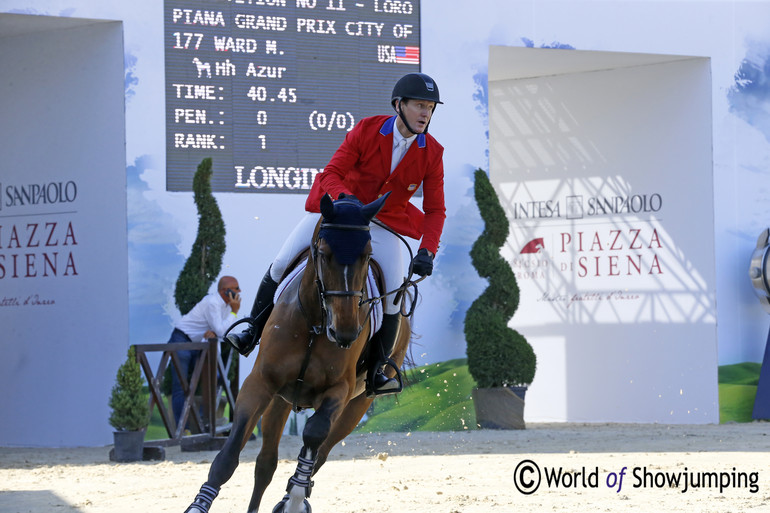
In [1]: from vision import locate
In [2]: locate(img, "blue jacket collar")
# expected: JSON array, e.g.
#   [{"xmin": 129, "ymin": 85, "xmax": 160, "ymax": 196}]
[{"xmin": 380, "ymin": 115, "xmax": 426, "ymax": 148}]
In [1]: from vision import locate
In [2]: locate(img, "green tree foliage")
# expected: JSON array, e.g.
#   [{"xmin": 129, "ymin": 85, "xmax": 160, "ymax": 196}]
[
  {"xmin": 109, "ymin": 346, "xmax": 150, "ymax": 431},
  {"xmin": 465, "ymin": 169, "xmax": 536, "ymax": 388},
  {"xmin": 174, "ymin": 158, "xmax": 226, "ymax": 315}
]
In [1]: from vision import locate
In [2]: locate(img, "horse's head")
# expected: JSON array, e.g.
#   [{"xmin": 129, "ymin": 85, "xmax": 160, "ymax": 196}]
[{"xmin": 313, "ymin": 193, "xmax": 389, "ymax": 348}]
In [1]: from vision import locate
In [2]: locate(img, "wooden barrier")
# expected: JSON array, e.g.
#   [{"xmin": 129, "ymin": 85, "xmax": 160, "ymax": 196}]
[{"xmin": 134, "ymin": 338, "xmax": 239, "ymax": 450}]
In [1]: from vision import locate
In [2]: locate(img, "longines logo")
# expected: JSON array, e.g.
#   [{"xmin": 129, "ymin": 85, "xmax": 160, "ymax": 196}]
[
  {"xmin": 2, "ymin": 181, "xmax": 78, "ymax": 211},
  {"xmin": 512, "ymin": 193, "xmax": 663, "ymax": 220}
]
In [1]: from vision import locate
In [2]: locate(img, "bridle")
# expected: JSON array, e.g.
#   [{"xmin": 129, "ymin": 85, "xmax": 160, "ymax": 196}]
[
  {"xmin": 305, "ymin": 218, "xmax": 426, "ymax": 334},
  {"xmin": 305, "ymin": 221, "xmax": 373, "ymax": 338}
]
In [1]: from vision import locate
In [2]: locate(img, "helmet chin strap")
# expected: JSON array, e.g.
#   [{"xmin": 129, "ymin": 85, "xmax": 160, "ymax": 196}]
[{"xmin": 396, "ymin": 99, "xmax": 431, "ymax": 135}]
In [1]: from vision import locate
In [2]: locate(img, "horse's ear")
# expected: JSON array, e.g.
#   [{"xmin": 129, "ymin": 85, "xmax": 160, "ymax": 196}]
[
  {"xmin": 320, "ymin": 193, "xmax": 335, "ymax": 219},
  {"xmin": 361, "ymin": 191, "xmax": 391, "ymax": 222}
]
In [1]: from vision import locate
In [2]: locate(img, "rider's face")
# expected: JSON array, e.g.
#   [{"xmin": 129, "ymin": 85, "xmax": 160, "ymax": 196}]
[{"xmin": 396, "ymin": 98, "xmax": 435, "ymax": 136}]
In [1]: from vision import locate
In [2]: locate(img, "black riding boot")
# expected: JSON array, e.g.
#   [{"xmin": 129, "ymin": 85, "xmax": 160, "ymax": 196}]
[
  {"xmin": 226, "ymin": 267, "xmax": 278, "ymax": 356},
  {"xmin": 367, "ymin": 313, "xmax": 403, "ymax": 396}
]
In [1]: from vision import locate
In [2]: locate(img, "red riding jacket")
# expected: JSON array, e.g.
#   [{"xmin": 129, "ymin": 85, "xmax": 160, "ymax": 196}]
[{"xmin": 305, "ymin": 115, "xmax": 446, "ymax": 255}]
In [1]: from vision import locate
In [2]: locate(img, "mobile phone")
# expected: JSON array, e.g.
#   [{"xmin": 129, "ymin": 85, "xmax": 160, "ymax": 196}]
[{"xmin": 226, "ymin": 289, "xmax": 236, "ymax": 300}]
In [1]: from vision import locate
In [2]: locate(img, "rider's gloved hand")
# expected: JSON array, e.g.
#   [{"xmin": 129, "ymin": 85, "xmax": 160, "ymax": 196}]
[{"xmin": 411, "ymin": 248, "xmax": 434, "ymax": 277}]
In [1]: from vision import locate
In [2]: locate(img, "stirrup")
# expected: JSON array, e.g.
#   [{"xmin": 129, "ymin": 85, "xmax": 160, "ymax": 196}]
[
  {"xmin": 366, "ymin": 358, "xmax": 403, "ymax": 397},
  {"xmin": 224, "ymin": 300, "xmax": 274, "ymax": 357},
  {"xmin": 225, "ymin": 325, "xmax": 257, "ymax": 357}
]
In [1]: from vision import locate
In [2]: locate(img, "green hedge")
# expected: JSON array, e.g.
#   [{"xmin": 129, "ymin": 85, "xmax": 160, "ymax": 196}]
[
  {"xmin": 174, "ymin": 157, "xmax": 226, "ymax": 315},
  {"xmin": 464, "ymin": 169, "xmax": 536, "ymax": 388}
]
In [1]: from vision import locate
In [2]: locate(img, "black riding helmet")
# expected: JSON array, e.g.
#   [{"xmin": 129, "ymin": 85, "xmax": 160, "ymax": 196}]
[{"xmin": 391, "ymin": 73, "xmax": 442, "ymax": 134}]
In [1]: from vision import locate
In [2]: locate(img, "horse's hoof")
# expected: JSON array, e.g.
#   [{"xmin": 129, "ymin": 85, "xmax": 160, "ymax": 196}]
[{"xmin": 272, "ymin": 494, "xmax": 312, "ymax": 513}]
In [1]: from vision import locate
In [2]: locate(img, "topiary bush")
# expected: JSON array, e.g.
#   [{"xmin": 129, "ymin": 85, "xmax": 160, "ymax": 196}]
[
  {"xmin": 465, "ymin": 169, "xmax": 536, "ymax": 388},
  {"xmin": 164, "ymin": 157, "xmax": 230, "ymax": 395},
  {"xmin": 174, "ymin": 157, "xmax": 226, "ymax": 315},
  {"xmin": 109, "ymin": 346, "xmax": 150, "ymax": 431}
]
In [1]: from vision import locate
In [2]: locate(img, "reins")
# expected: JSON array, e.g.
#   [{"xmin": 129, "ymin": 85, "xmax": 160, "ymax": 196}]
[
  {"xmin": 360, "ymin": 218, "xmax": 426, "ymax": 318},
  {"xmin": 312, "ymin": 217, "xmax": 425, "ymax": 323}
]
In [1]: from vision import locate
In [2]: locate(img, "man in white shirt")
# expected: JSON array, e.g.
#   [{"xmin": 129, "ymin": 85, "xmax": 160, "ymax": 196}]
[{"xmin": 169, "ymin": 275, "xmax": 241, "ymax": 427}]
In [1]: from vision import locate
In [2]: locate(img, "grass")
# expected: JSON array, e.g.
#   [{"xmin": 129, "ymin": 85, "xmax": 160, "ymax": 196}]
[
  {"xmin": 145, "ymin": 403, "xmax": 170, "ymax": 441},
  {"xmin": 142, "ymin": 391, "xmax": 236, "ymax": 441},
  {"xmin": 718, "ymin": 362, "xmax": 761, "ymax": 423},
  {"xmin": 357, "ymin": 358, "xmax": 478, "ymax": 432}
]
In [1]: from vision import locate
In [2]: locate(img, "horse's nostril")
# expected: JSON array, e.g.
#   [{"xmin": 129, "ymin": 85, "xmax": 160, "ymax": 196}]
[{"xmin": 327, "ymin": 325, "xmax": 359, "ymax": 349}]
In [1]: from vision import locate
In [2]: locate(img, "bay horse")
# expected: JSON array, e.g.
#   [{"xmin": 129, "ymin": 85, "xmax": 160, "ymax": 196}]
[{"xmin": 184, "ymin": 192, "xmax": 411, "ymax": 513}]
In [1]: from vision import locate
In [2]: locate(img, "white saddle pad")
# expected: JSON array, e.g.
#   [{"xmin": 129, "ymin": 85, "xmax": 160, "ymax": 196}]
[{"xmin": 274, "ymin": 260, "xmax": 383, "ymax": 339}]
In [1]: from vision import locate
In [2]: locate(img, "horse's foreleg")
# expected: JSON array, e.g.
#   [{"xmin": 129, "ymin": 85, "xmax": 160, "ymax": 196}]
[
  {"xmin": 246, "ymin": 397, "xmax": 292, "ymax": 513},
  {"xmin": 184, "ymin": 376, "xmax": 272, "ymax": 513},
  {"xmin": 311, "ymin": 326, "xmax": 409, "ymax": 473},
  {"xmin": 314, "ymin": 392, "xmax": 373, "ymax": 474},
  {"xmin": 275, "ymin": 394, "xmax": 346, "ymax": 513}
]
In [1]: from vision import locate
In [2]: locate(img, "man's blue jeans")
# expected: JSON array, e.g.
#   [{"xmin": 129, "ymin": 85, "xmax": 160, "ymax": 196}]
[{"xmin": 168, "ymin": 328, "xmax": 199, "ymax": 429}]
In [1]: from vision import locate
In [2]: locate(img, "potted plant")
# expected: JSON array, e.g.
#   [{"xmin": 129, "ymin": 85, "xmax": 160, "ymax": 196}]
[
  {"xmin": 109, "ymin": 345, "xmax": 150, "ymax": 461},
  {"xmin": 465, "ymin": 169, "xmax": 536, "ymax": 429}
]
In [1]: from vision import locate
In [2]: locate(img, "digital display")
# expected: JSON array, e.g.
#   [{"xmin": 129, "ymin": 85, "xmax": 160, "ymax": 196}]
[{"xmin": 164, "ymin": 0, "xmax": 421, "ymax": 193}]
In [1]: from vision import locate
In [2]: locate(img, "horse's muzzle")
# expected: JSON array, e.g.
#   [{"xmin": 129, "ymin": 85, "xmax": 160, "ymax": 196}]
[{"xmin": 326, "ymin": 325, "xmax": 362, "ymax": 349}]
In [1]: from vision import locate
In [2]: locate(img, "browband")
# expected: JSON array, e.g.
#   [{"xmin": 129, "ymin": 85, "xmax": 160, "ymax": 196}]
[{"xmin": 319, "ymin": 223, "xmax": 370, "ymax": 232}]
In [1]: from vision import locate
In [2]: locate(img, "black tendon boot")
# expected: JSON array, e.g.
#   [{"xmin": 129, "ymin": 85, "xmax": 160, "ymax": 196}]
[
  {"xmin": 226, "ymin": 267, "xmax": 278, "ymax": 356},
  {"xmin": 184, "ymin": 483, "xmax": 219, "ymax": 513},
  {"xmin": 367, "ymin": 313, "xmax": 403, "ymax": 396}
]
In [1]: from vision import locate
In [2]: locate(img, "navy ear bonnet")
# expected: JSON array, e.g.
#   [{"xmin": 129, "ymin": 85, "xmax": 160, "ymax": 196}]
[{"xmin": 318, "ymin": 198, "xmax": 372, "ymax": 265}]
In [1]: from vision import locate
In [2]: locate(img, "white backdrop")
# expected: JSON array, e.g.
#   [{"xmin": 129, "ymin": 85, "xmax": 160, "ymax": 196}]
[
  {"xmin": 490, "ymin": 47, "xmax": 718, "ymax": 422},
  {"xmin": 0, "ymin": 15, "xmax": 128, "ymax": 446}
]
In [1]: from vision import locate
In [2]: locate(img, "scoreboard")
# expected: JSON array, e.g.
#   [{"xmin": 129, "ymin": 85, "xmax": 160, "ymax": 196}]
[{"xmin": 164, "ymin": 0, "xmax": 421, "ymax": 193}]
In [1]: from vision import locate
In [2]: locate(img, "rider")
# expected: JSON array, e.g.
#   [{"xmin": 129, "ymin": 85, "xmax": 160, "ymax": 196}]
[{"xmin": 227, "ymin": 72, "xmax": 446, "ymax": 395}]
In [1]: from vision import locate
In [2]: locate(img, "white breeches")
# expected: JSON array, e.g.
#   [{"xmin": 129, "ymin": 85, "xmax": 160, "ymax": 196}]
[{"xmin": 270, "ymin": 212, "xmax": 405, "ymax": 315}]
